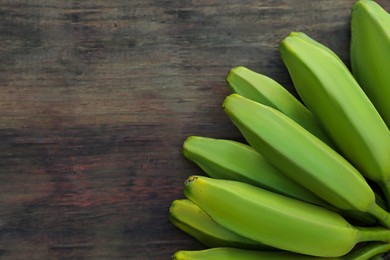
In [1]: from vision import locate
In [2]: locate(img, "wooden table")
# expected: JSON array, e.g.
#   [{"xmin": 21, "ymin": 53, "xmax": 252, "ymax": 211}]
[{"xmin": 1, "ymin": 1, "xmax": 389, "ymax": 259}]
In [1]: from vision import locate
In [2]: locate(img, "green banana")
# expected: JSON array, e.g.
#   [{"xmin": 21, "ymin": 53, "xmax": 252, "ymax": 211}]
[
  {"xmin": 351, "ymin": 0, "xmax": 390, "ymax": 129},
  {"xmin": 279, "ymin": 32, "xmax": 390, "ymax": 203},
  {"xmin": 169, "ymin": 199, "xmax": 269, "ymax": 250},
  {"xmin": 172, "ymin": 247, "xmax": 318, "ymax": 260},
  {"xmin": 183, "ymin": 136, "xmax": 326, "ymax": 206},
  {"xmin": 183, "ymin": 136, "xmax": 384, "ymax": 225},
  {"xmin": 184, "ymin": 176, "xmax": 390, "ymax": 257},
  {"xmin": 222, "ymin": 93, "xmax": 390, "ymax": 227},
  {"xmin": 172, "ymin": 243, "xmax": 390, "ymax": 260},
  {"xmin": 226, "ymin": 66, "xmax": 332, "ymax": 145},
  {"xmin": 183, "ymin": 135, "xmax": 378, "ymax": 226}
]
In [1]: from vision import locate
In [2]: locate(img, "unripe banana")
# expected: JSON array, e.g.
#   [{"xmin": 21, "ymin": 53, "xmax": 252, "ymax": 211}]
[
  {"xmin": 172, "ymin": 243, "xmax": 390, "ymax": 260},
  {"xmin": 226, "ymin": 66, "xmax": 332, "ymax": 145},
  {"xmin": 279, "ymin": 32, "xmax": 390, "ymax": 204},
  {"xmin": 183, "ymin": 136, "xmax": 326, "ymax": 206},
  {"xmin": 183, "ymin": 135, "xmax": 378, "ymax": 226},
  {"xmin": 172, "ymin": 247, "xmax": 318, "ymax": 260},
  {"xmin": 169, "ymin": 199, "xmax": 269, "ymax": 249},
  {"xmin": 184, "ymin": 176, "xmax": 390, "ymax": 257},
  {"xmin": 222, "ymin": 94, "xmax": 390, "ymax": 227},
  {"xmin": 351, "ymin": 0, "xmax": 390, "ymax": 129}
]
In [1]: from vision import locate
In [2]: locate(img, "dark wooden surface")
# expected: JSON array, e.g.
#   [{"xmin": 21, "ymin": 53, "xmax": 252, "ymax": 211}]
[{"xmin": 1, "ymin": 1, "xmax": 389, "ymax": 259}]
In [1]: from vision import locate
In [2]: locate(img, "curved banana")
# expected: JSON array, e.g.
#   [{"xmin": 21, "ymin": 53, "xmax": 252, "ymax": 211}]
[
  {"xmin": 169, "ymin": 199, "xmax": 269, "ymax": 249},
  {"xmin": 183, "ymin": 135, "xmax": 377, "ymax": 226},
  {"xmin": 172, "ymin": 247, "xmax": 318, "ymax": 260},
  {"xmin": 279, "ymin": 32, "xmax": 390, "ymax": 204},
  {"xmin": 351, "ymin": 0, "xmax": 390, "ymax": 129},
  {"xmin": 222, "ymin": 94, "xmax": 390, "ymax": 227},
  {"xmin": 183, "ymin": 136, "xmax": 326, "ymax": 206},
  {"xmin": 184, "ymin": 176, "xmax": 390, "ymax": 257},
  {"xmin": 226, "ymin": 66, "xmax": 332, "ymax": 145},
  {"xmin": 172, "ymin": 243, "xmax": 390, "ymax": 260}
]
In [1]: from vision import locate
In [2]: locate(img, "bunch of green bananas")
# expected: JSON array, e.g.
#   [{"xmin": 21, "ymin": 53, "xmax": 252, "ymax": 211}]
[{"xmin": 169, "ymin": 0, "xmax": 390, "ymax": 259}]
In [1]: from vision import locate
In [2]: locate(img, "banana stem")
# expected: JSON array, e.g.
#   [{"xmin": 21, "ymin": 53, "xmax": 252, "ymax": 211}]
[
  {"xmin": 346, "ymin": 242, "xmax": 390, "ymax": 260},
  {"xmin": 356, "ymin": 226, "xmax": 390, "ymax": 243},
  {"xmin": 368, "ymin": 203, "xmax": 390, "ymax": 229}
]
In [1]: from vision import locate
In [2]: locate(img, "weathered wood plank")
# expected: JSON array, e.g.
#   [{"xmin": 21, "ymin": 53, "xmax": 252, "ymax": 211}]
[{"xmin": 0, "ymin": 0, "xmax": 389, "ymax": 259}]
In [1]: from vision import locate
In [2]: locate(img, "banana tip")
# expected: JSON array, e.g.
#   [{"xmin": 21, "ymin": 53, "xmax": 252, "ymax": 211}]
[
  {"xmin": 169, "ymin": 199, "xmax": 178, "ymax": 212},
  {"xmin": 182, "ymin": 136, "xmax": 194, "ymax": 149},
  {"xmin": 222, "ymin": 93, "xmax": 240, "ymax": 110},
  {"xmin": 228, "ymin": 66, "xmax": 247, "ymax": 75},
  {"xmin": 182, "ymin": 136, "xmax": 199, "ymax": 158},
  {"xmin": 226, "ymin": 66, "xmax": 255, "ymax": 92},
  {"xmin": 184, "ymin": 175, "xmax": 198, "ymax": 186},
  {"xmin": 226, "ymin": 66, "xmax": 243, "ymax": 83},
  {"xmin": 171, "ymin": 252, "xmax": 182, "ymax": 260},
  {"xmin": 221, "ymin": 96, "xmax": 230, "ymax": 111}
]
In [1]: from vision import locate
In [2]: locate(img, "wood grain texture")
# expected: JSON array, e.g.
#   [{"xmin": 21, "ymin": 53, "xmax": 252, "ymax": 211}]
[{"xmin": 0, "ymin": 1, "xmax": 389, "ymax": 259}]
